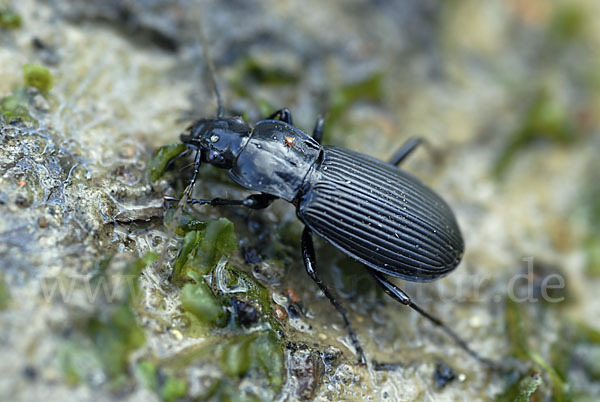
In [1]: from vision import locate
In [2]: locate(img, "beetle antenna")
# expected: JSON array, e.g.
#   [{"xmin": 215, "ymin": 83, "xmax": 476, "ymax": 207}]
[{"xmin": 197, "ymin": 18, "xmax": 223, "ymax": 118}]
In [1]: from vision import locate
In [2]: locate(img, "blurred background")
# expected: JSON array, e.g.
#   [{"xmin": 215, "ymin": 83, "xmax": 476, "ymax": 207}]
[{"xmin": 1, "ymin": 0, "xmax": 599, "ymax": 400}]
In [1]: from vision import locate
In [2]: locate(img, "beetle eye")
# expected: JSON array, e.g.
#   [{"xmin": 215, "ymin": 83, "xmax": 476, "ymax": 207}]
[{"xmin": 210, "ymin": 135, "xmax": 220, "ymax": 143}]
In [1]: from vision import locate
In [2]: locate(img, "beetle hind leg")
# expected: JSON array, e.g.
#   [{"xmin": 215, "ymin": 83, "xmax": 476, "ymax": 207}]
[
  {"xmin": 301, "ymin": 227, "xmax": 366, "ymax": 365},
  {"xmin": 388, "ymin": 137, "xmax": 422, "ymax": 166},
  {"xmin": 369, "ymin": 271, "xmax": 498, "ymax": 369}
]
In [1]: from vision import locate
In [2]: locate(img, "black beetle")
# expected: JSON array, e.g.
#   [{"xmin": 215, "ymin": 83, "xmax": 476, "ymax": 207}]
[{"xmin": 166, "ymin": 41, "xmax": 495, "ymax": 368}]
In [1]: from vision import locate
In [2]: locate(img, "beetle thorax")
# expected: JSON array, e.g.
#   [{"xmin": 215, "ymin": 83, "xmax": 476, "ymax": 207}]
[{"xmin": 228, "ymin": 120, "xmax": 322, "ymax": 201}]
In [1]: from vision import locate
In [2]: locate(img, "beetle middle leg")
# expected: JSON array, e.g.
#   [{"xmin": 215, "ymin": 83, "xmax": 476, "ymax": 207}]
[
  {"xmin": 301, "ymin": 226, "xmax": 367, "ymax": 365},
  {"xmin": 368, "ymin": 270, "xmax": 498, "ymax": 368},
  {"xmin": 312, "ymin": 116, "xmax": 325, "ymax": 144},
  {"xmin": 164, "ymin": 193, "xmax": 278, "ymax": 210},
  {"xmin": 266, "ymin": 108, "xmax": 293, "ymax": 124}
]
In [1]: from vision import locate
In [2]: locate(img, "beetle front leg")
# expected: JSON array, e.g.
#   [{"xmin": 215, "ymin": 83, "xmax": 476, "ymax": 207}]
[
  {"xmin": 368, "ymin": 271, "xmax": 498, "ymax": 369},
  {"xmin": 301, "ymin": 227, "xmax": 366, "ymax": 365},
  {"xmin": 181, "ymin": 150, "xmax": 203, "ymax": 200},
  {"xmin": 164, "ymin": 193, "xmax": 277, "ymax": 210},
  {"xmin": 266, "ymin": 108, "xmax": 293, "ymax": 124}
]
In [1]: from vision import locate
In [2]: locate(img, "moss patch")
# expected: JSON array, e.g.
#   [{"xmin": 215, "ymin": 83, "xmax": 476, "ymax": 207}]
[
  {"xmin": 0, "ymin": 273, "xmax": 10, "ymax": 310},
  {"xmin": 0, "ymin": 88, "xmax": 33, "ymax": 122},
  {"xmin": 0, "ymin": 8, "xmax": 22, "ymax": 29},
  {"xmin": 23, "ymin": 64, "xmax": 53, "ymax": 94},
  {"xmin": 503, "ymin": 297, "xmax": 571, "ymax": 401},
  {"xmin": 494, "ymin": 89, "xmax": 577, "ymax": 177},
  {"xmin": 59, "ymin": 253, "xmax": 158, "ymax": 387}
]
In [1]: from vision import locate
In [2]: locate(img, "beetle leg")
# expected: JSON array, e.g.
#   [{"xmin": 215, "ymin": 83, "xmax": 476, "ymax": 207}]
[
  {"xmin": 165, "ymin": 148, "xmax": 191, "ymax": 170},
  {"xmin": 164, "ymin": 193, "xmax": 277, "ymax": 210},
  {"xmin": 266, "ymin": 108, "xmax": 293, "ymax": 124},
  {"xmin": 368, "ymin": 271, "xmax": 498, "ymax": 369},
  {"xmin": 388, "ymin": 137, "xmax": 422, "ymax": 166},
  {"xmin": 301, "ymin": 227, "xmax": 367, "ymax": 365},
  {"xmin": 312, "ymin": 116, "xmax": 325, "ymax": 144},
  {"xmin": 182, "ymin": 150, "xmax": 203, "ymax": 199}
]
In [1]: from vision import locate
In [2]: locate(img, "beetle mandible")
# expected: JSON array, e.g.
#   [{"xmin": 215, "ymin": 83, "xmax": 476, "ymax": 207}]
[{"xmin": 166, "ymin": 38, "xmax": 495, "ymax": 369}]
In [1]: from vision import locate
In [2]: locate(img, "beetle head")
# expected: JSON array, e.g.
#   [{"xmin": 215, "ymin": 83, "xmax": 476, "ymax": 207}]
[{"xmin": 181, "ymin": 117, "xmax": 251, "ymax": 169}]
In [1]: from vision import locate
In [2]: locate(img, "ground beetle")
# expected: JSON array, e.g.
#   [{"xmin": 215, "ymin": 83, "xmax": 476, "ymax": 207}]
[{"xmin": 166, "ymin": 38, "xmax": 496, "ymax": 368}]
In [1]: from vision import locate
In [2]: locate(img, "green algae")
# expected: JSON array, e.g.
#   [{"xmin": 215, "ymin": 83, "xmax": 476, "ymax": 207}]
[
  {"xmin": 135, "ymin": 360, "xmax": 188, "ymax": 402},
  {"xmin": 579, "ymin": 177, "xmax": 600, "ymax": 277},
  {"xmin": 205, "ymin": 378, "xmax": 261, "ymax": 402},
  {"xmin": 172, "ymin": 218, "xmax": 274, "ymax": 329},
  {"xmin": 59, "ymin": 253, "xmax": 158, "ymax": 386},
  {"xmin": 159, "ymin": 376, "xmax": 187, "ymax": 402},
  {"xmin": 218, "ymin": 330, "xmax": 284, "ymax": 390},
  {"xmin": 256, "ymin": 98, "xmax": 276, "ymax": 119},
  {"xmin": 180, "ymin": 271, "xmax": 228, "ymax": 327},
  {"xmin": 58, "ymin": 342, "xmax": 103, "ymax": 386},
  {"xmin": 163, "ymin": 217, "xmax": 284, "ymax": 399},
  {"xmin": 0, "ymin": 8, "xmax": 21, "ymax": 29},
  {"xmin": 514, "ymin": 372, "xmax": 543, "ymax": 402},
  {"xmin": 23, "ymin": 64, "xmax": 53, "ymax": 93},
  {"xmin": 218, "ymin": 264, "xmax": 271, "ymax": 313},
  {"xmin": 1, "ymin": 64, "xmax": 54, "ymax": 122},
  {"xmin": 88, "ymin": 253, "xmax": 157, "ymax": 381},
  {"xmin": 328, "ymin": 72, "xmax": 383, "ymax": 129},
  {"xmin": 549, "ymin": 4, "xmax": 587, "ymax": 42},
  {"xmin": 136, "ymin": 360, "xmax": 159, "ymax": 390},
  {"xmin": 0, "ymin": 273, "xmax": 9, "ymax": 310},
  {"xmin": 0, "ymin": 88, "xmax": 33, "ymax": 122},
  {"xmin": 231, "ymin": 56, "xmax": 300, "ymax": 98},
  {"xmin": 248, "ymin": 330, "xmax": 284, "ymax": 389},
  {"xmin": 220, "ymin": 334, "xmax": 254, "ymax": 376},
  {"xmin": 504, "ymin": 297, "xmax": 572, "ymax": 401},
  {"xmin": 172, "ymin": 218, "xmax": 237, "ymax": 281},
  {"xmin": 494, "ymin": 89, "xmax": 577, "ymax": 178},
  {"xmin": 87, "ymin": 303, "xmax": 147, "ymax": 380},
  {"xmin": 143, "ymin": 330, "xmax": 283, "ymax": 400},
  {"xmin": 163, "ymin": 207, "xmax": 207, "ymax": 236},
  {"xmin": 148, "ymin": 143, "xmax": 188, "ymax": 182}
]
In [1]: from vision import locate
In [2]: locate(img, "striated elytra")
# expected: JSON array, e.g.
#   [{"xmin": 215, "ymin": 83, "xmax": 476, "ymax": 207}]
[{"xmin": 299, "ymin": 145, "xmax": 464, "ymax": 282}]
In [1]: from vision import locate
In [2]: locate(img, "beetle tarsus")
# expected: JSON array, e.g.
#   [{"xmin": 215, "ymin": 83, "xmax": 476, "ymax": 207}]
[
  {"xmin": 369, "ymin": 271, "xmax": 499, "ymax": 369},
  {"xmin": 301, "ymin": 227, "xmax": 367, "ymax": 365},
  {"xmin": 166, "ymin": 194, "xmax": 277, "ymax": 210}
]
